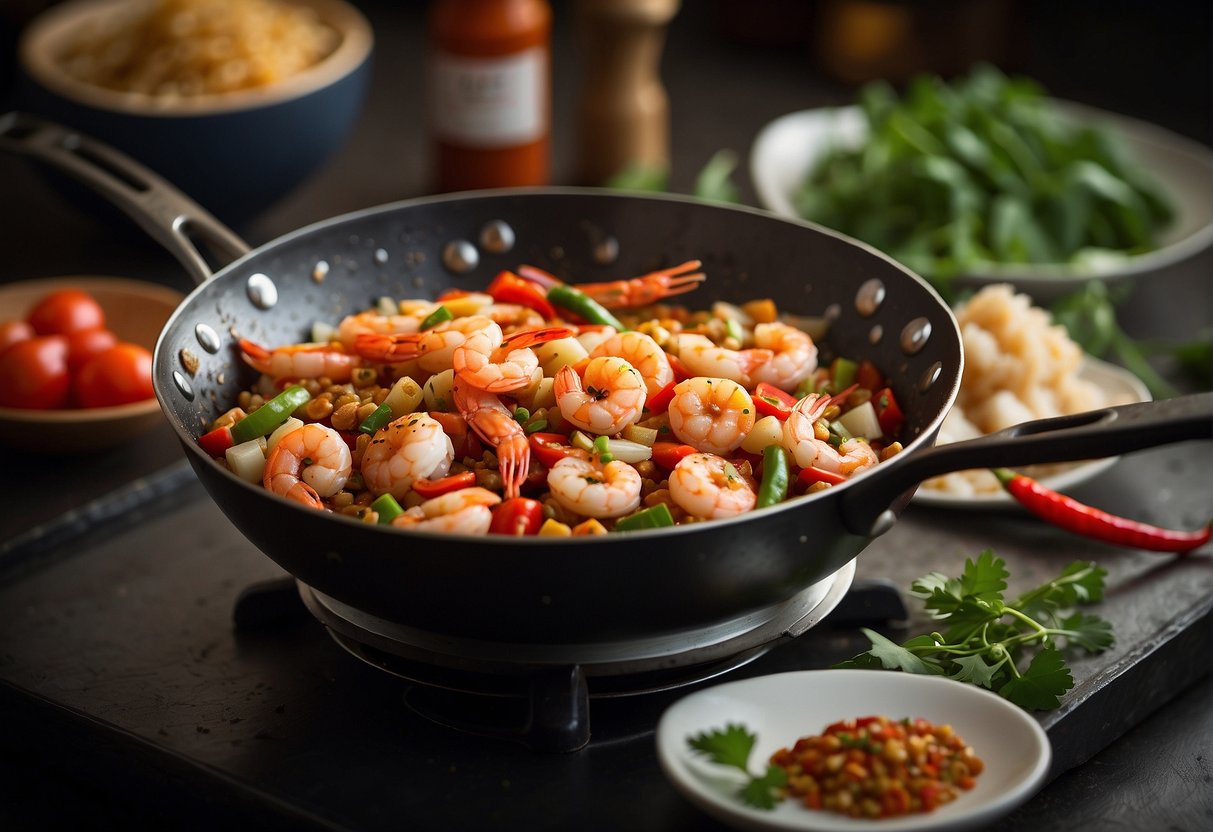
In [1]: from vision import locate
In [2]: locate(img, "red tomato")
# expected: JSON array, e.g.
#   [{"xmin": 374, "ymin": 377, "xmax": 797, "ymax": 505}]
[
  {"xmin": 0, "ymin": 319, "xmax": 35, "ymax": 355},
  {"xmin": 528, "ymin": 432, "xmax": 587, "ymax": 469},
  {"xmin": 0, "ymin": 335, "xmax": 71, "ymax": 409},
  {"xmin": 66, "ymin": 327, "xmax": 119, "ymax": 373},
  {"xmin": 873, "ymin": 387, "xmax": 905, "ymax": 437},
  {"xmin": 489, "ymin": 497, "xmax": 545, "ymax": 536},
  {"xmin": 412, "ymin": 472, "xmax": 477, "ymax": 499},
  {"xmin": 74, "ymin": 342, "xmax": 155, "ymax": 407},
  {"xmin": 26, "ymin": 288, "xmax": 106, "ymax": 336}
]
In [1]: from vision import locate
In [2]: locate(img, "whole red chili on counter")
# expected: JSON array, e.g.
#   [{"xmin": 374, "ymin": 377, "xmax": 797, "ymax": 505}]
[{"xmin": 992, "ymin": 468, "xmax": 1211, "ymax": 553}]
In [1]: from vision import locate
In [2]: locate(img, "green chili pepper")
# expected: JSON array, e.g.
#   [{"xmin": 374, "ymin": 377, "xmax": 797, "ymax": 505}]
[
  {"xmin": 231, "ymin": 385, "xmax": 311, "ymax": 444},
  {"xmin": 359, "ymin": 402, "xmax": 394, "ymax": 435},
  {"xmin": 614, "ymin": 502, "xmax": 675, "ymax": 531},
  {"xmin": 523, "ymin": 418, "xmax": 549, "ymax": 435},
  {"xmin": 757, "ymin": 445, "xmax": 790, "ymax": 508},
  {"xmin": 371, "ymin": 493, "xmax": 405, "ymax": 525},
  {"xmin": 547, "ymin": 284, "xmax": 627, "ymax": 331},
  {"xmin": 830, "ymin": 356, "xmax": 858, "ymax": 392},
  {"xmin": 420, "ymin": 305, "xmax": 453, "ymax": 331}
]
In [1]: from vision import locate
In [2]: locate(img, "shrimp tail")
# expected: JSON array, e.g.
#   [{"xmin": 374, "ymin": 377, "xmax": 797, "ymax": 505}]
[
  {"xmin": 501, "ymin": 326, "xmax": 576, "ymax": 349},
  {"xmin": 239, "ymin": 338, "xmax": 272, "ymax": 373},
  {"xmin": 496, "ymin": 434, "xmax": 530, "ymax": 499},
  {"xmin": 576, "ymin": 259, "xmax": 706, "ymax": 309}
]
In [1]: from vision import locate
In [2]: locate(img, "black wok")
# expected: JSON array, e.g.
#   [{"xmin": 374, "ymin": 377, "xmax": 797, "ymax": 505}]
[{"xmin": 4, "ymin": 113, "xmax": 1209, "ymax": 649}]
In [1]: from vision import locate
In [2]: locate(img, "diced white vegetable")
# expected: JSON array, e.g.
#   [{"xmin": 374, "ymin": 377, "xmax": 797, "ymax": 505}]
[
  {"xmin": 605, "ymin": 438, "xmax": 652, "ymax": 464},
  {"xmin": 521, "ymin": 376, "xmax": 557, "ymax": 411},
  {"xmin": 741, "ymin": 415, "xmax": 785, "ymax": 455},
  {"xmin": 836, "ymin": 400, "xmax": 882, "ymax": 440},
  {"xmin": 532, "ymin": 337, "xmax": 589, "ymax": 377},
  {"xmin": 423, "ymin": 369, "xmax": 455, "ymax": 412},
  {"xmin": 375, "ymin": 296, "xmax": 397, "ymax": 315},
  {"xmin": 311, "ymin": 321, "xmax": 336, "ymax": 344},
  {"xmin": 268, "ymin": 417, "xmax": 304, "ymax": 450},
  {"xmin": 621, "ymin": 423, "xmax": 658, "ymax": 446},
  {"xmin": 226, "ymin": 439, "xmax": 267, "ymax": 483},
  {"xmin": 712, "ymin": 300, "xmax": 753, "ymax": 327},
  {"xmin": 576, "ymin": 329, "xmax": 613, "ymax": 354},
  {"xmin": 384, "ymin": 376, "xmax": 424, "ymax": 416}
]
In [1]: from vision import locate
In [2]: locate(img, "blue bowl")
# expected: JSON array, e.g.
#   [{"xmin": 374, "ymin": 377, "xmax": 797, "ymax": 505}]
[{"xmin": 15, "ymin": 0, "xmax": 373, "ymax": 226}]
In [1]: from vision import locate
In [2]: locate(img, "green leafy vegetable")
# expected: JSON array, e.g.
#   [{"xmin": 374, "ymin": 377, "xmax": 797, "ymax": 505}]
[
  {"xmin": 793, "ymin": 64, "xmax": 1175, "ymax": 290},
  {"xmin": 835, "ymin": 550, "xmax": 1114, "ymax": 711},
  {"xmin": 687, "ymin": 724, "xmax": 787, "ymax": 810}
]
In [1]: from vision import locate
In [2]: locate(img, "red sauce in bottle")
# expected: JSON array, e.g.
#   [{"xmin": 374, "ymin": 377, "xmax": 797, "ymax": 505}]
[{"xmin": 427, "ymin": 0, "xmax": 552, "ymax": 191}]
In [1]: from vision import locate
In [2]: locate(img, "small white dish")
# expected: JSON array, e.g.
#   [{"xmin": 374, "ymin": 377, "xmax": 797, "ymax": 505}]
[
  {"xmin": 912, "ymin": 356, "xmax": 1151, "ymax": 510},
  {"xmin": 656, "ymin": 669, "xmax": 1051, "ymax": 832},
  {"xmin": 749, "ymin": 103, "xmax": 1213, "ymax": 302}
]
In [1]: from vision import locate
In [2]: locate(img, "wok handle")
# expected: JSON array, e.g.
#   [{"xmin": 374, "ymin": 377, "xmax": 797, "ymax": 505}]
[
  {"xmin": 838, "ymin": 392, "xmax": 1213, "ymax": 537},
  {"xmin": 0, "ymin": 111, "xmax": 250, "ymax": 286}
]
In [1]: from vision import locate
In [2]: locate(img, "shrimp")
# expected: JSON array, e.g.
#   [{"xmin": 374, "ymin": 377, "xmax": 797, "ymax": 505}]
[
  {"xmin": 482, "ymin": 302, "xmax": 547, "ymax": 329},
  {"xmin": 667, "ymin": 376, "xmax": 756, "ymax": 456},
  {"xmin": 553, "ymin": 356, "xmax": 647, "ymax": 435},
  {"xmin": 667, "ymin": 452, "xmax": 757, "ymax": 519},
  {"xmin": 546, "ymin": 457, "xmax": 642, "ymax": 519},
  {"xmin": 588, "ymin": 331, "xmax": 674, "ymax": 396},
  {"xmin": 353, "ymin": 315, "xmax": 493, "ymax": 373},
  {"xmin": 391, "ymin": 487, "xmax": 501, "ymax": 535},
  {"xmin": 783, "ymin": 393, "xmax": 879, "ymax": 477},
  {"xmin": 747, "ymin": 322, "xmax": 819, "ymax": 392},
  {"xmin": 335, "ymin": 309, "xmax": 424, "ymax": 349},
  {"xmin": 239, "ymin": 338, "xmax": 361, "ymax": 383},
  {"xmin": 453, "ymin": 323, "xmax": 576, "ymax": 394},
  {"xmin": 263, "ymin": 423, "xmax": 352, "ymax": 509},
  {"xmin": 516, "ymin": 260, "xmax": 706, "ymax": 309},
  {"xmin": 360, "ymin": 413, "xmax": 455, "ymax": 499},
  {"xmin": 674, "ymin": 334, "xmax": 773, "ymax": 389},
  {"xmin": 452, "ymin": 379, "xmax": 529, "ymax": 499}
]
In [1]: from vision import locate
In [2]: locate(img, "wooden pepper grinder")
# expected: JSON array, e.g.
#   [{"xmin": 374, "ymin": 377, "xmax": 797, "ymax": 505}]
[{"xmin": 574, "ymin": 0, "xmax": 681, "ymax": 186}]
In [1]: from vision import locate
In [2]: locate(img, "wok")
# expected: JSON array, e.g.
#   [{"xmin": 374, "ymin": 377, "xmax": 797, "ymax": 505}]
[{"xmin": 4, "ymin": 113, "xmax": 1209, "ymax": 649}]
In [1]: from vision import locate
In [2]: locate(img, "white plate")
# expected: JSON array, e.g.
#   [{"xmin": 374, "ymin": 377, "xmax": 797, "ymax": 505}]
[
  {"xmin": 656, "ymin": 670, "xmax": 1051, "ymax": 832},
  {"xmin": 749, "ymin": 102, "xmax": 1213, "ymax": 302},
  {"xmin": 912, "ymin": 356, "xmax": 1151, "ymax": 510}
]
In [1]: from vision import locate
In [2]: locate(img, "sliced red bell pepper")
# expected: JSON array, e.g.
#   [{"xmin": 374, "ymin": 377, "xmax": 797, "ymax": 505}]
[
  {"xmin": 855, "ymin": 359, "xmax": 885, "ymax": 392},
  {"xmin": 645, "ymin": 378, "xmax": 678, "ymax": 415},
  {"xmin": 797, "ymin": 465, "xmax": 847, "ymax": 487},
  {"xmin": 752, "ymin": 382, "xmax": 798, "ymax": 420},
  {"xmin": 666, "ymin": 353, "xmax": 692, "ymax": 382},
  {"xmin": 651, "ymin": 441, "xmax": 698, "ymax": 470},
  {"xmin": 199, "ymin": 424, "xmax": 235, "ymax": 457},
  {"xmin": 486, "ymin": 270, "xmax": 557, "ymax": 319},
  {"xmin": 529, "ymin": 431, "xmax": 588, "ymax": 469},
  {"xmin": 412, "ymin": 471, "xmax": 477, "ymax": 499},
  {"xmin": 429, "ymin": 410, "xmax": 482, "ymax": 459},
  {"xmin": 873, "ymin": 386, "xmax": 904, "ymax": 437},
  {"xmin": 489, "ymin": 497, "xmax": 546, "ymax": 536}
]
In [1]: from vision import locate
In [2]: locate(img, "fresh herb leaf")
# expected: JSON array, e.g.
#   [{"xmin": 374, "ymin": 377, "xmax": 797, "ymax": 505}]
[
  {"xmin": 836, "ymin": 551, "xmax": 1114, "ymax": 711},
  {"xmin": 686, "ymin": 724, "xmax": 787, "ymax": 810}
]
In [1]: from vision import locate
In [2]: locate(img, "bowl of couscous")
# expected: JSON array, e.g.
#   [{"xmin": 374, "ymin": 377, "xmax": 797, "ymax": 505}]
[{"xmin": 14, "ymin": 0, "xmax": 373, "ymax": 224}]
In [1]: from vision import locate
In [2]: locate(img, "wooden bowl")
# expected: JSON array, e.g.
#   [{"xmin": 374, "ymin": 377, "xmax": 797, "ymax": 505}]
[{"xmin": 0, "ymin": 276, "xmax": 183, "ymax": 453}]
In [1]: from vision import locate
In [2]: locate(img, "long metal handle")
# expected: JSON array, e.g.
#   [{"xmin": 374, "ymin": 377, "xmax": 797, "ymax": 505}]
[
  {"xmin": 0, "ymin": 111, "xmax": 251, "ymax": 286},
  {"xmin": 839, "ymin": 392, "xmax": 1213, "ymax": 537}
]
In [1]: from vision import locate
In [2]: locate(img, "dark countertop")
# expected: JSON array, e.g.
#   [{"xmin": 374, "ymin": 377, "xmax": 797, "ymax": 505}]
[{"xmin": 1, "ymin": 2, "xmax": 1210, "ymax": 830}]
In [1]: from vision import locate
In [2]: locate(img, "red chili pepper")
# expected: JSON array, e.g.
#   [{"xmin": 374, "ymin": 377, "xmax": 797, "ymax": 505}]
[
  {"xmin": 489, "ymin": 497, "xmax": 545, "ymax": 536},
  {"xmin": 855, "ymin": 359, "xmax": 885, "ymax": 392},
  {"xmin": 412, "ymin": 471, "xmax": 477, "ymax": 499},
  {"xmin": 993, "ymin": 468, "xmax": 1212, "ymax": 553},
  {"xmin": 645, "ymin": 378, "xmax": 678, "ymax": 415},
  {"xmin": 872, "ymin": 386, "xmax": 904, "ymax": 437},
  {"xmin": 797, "ymin": 466, "xmax": 847, "ymax": 487},
  {"xmin": 651, "ymin": 441, "xmax": 698, "ymax": 470},
  {"xmin": 528, "ymin": 431, "xmax": 587, "ymax": 469},
  {"xmin": 752, "ymin": 382, "xmax": 798, "ymax": 420},
  {"xmin": 198, "ymin": 424, "xmax": 234, "ymax": 457},
  {"xmin": 485, "ymin": 270, "xmax": 557, "ymax": 319}
]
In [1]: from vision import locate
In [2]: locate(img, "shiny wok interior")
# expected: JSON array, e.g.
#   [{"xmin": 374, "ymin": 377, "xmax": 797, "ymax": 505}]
[{"xmin": 153, "ymin": 189, "xmax": 963, "ymax": 644}]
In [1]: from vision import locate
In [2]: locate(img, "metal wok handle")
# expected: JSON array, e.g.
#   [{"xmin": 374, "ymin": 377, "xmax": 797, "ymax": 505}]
[
  {"xmin": 839, "ymin": 392, "xmax": 1213, "ymax": 537},
  {"xmin": 0, "ymin": 111, "xmax": 250, "ymax": 286}
]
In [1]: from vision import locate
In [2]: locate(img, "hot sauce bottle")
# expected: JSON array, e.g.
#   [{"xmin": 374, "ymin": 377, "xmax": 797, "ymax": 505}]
[{"xmin": 426, "ymin": 0, "xmax": 552, "ymax": 192}]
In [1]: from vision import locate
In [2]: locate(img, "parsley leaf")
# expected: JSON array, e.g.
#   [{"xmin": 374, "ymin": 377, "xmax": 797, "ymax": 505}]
[
  {"xmin": 687, "ymin": 724, "xmax": 786, "ymax": 810},
  {"xmin": 999, "ymin": 648, "xmax": 1074, "ymax": 710}
]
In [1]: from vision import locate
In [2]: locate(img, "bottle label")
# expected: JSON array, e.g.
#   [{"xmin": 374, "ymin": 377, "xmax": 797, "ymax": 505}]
[{"xmin": 429, "ymin": 47, "xmax": 547, "ymax": 147}]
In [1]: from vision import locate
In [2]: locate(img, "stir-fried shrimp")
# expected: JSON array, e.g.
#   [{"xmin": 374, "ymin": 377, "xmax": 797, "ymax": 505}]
[
  {"xmin": 361, "ymin": 413, "xmax": 455, "ymax": 499},
  {"xmin": 675, "ymin": 333, "xmax": 774, "ymax": 389},
  {"xmin": 263, "ymin": 423, "xmax": 352, "ymax": 508},
  {"xmin": 589, "ymin": 331, "xmax": 673, "ymax": 396},
  {"xmin": 482, "ymin": 302, "xmax": 547, "ymax": 329},
  {"xmin": 391, "ymin": 486, "xmax": 501, "ymax": 535},
  {"xmin": 547, "ymin": 457, "xmax": 642, "ymax": 519},
  {"xmin": 747, "ymin": 322, "xmax": 819, "ymax": 392},
  {"xmin": 517, "ymin": 260, "xmax": 706, "ymax": 309},
  {"xmin": 554, "ymin": 356, "xmax": 647, "ymax": 435},
  {"xmin": 667, "ymin": 452, "xmax": 757, "ymax": 519},
  {"xmin": 454, "ymin": 324, "xmax": 576, "ymax": 394},
  {"xmin": 667, "ymin": 376, "xmax": 756, "ymax": 455},
  {"xmin": 335, "ymin": 309, "xmax": 424, "ymax": 349},
  {"xmin": 354, "ymin": 315, "xmax": 493, "ymax": 373},
  {"xmin": 783, "ymin": 393, "xmax": 879, "ymax": 477},
  {"xmin": 452, "ymin": 380, "xmax": 530, "ymax": 498},
  {"xmin": 240, "ymin": 338, "xmax": 360, "ymax": 383}
]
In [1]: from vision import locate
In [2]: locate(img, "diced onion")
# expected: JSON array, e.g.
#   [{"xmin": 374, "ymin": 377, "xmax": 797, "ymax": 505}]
[
  {"xmin": 310, "ymin": 321, "xmax": 336, "ymax": 343},
  {"xmin": 384, "ymin": 376, "xmax": 424, "ymax": 416},
  {"xmin": 423, "ymin": 369, "xmax": 455, "ymax": 411},
  {"xmin": 605, "ymin": 438, "xmax": 653, "ymax": 464},
  {"xmin": 622, "ymin": 423, "xmax": 659, "ymax": 446},
  {"xmin": 837, "ymin": 400, "xmax": 882, "ymax": 440},
  {"xmin": 741, "ymin": 414, "xmax": 784, "ymax": 455},
  {"xmin": 226, "ymin": 439, "xmax": 267, "ymax": 483},
  {"xmin": 268, "ymin": 417, "xmax": 304, "ymax": 450},
  {"xmin": 533, "ymin": 337, "xmax": 589, "ymax": 377}
]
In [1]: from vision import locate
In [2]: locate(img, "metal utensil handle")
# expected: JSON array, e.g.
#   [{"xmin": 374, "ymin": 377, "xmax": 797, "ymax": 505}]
[
  {"xmin": 840, "ymin": 392, "xmax": 1213, "ymax": 536},
  {"xmin": 0, "ymin": 111, "xmax": 250, "ymax": 286}
]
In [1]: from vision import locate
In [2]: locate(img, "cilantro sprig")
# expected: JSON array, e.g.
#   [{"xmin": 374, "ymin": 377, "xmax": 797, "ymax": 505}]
[
  {"xmin": 686, "ymin": 723, "xmax": 787, "ymax": 810},
  {"xmin": 835, "ymin": 550, "xmax": 1115, "ymax": 710}
]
